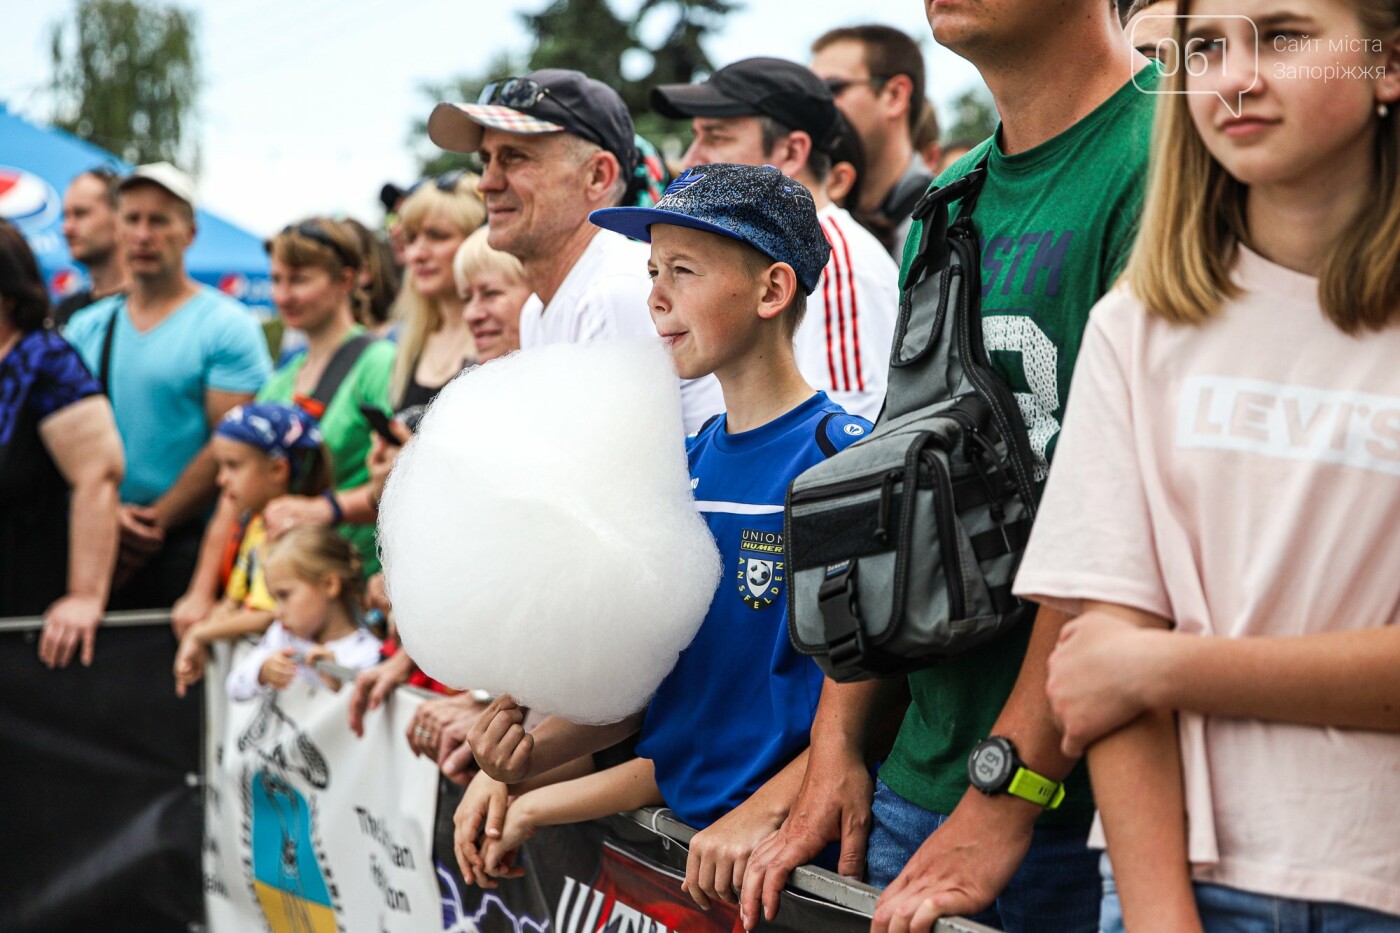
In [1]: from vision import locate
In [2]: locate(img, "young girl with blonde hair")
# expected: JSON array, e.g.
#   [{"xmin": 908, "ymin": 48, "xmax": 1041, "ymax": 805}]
[
  {"xmin": 1013, "ymin": 0, "xmax": 1400, "ymax": 928},
  {"xmin": 227, "ymin": 525, "xmax": 381, "ymax": 701}
]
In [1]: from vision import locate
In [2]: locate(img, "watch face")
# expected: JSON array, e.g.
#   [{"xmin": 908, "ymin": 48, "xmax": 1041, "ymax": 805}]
[{"xmin": 970, "ymin": 740, "xmax": 1012, "ymax": 790}]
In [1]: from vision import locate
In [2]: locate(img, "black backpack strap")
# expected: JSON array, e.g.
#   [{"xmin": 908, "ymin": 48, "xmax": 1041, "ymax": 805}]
[
  {"xmin": 309, "ymin": 333, "xmax": 374, "ymax": 409},
  {"xmin": 98, "ymin": 297, "xmax": 124, "ymax": 397},
  {"xmin": 904, "ymin": 154, "xmax": 990, "ymax": 287}
]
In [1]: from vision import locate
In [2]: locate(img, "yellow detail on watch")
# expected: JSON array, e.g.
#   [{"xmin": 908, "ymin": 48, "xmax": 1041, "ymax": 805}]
[{"xmin": 1006, "ymin": 768, "xmax": 1065, "ymax": 809}]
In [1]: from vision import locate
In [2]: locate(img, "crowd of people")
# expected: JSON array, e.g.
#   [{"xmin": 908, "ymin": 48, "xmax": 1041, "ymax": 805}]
[{"xmin": 2, "ymin": 0, "xmax": 1398, "ymax": 930}]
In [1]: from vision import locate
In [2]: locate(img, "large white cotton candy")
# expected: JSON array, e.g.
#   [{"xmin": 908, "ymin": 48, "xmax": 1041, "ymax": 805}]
[{"xmin": 378, "ymin": 339, "xmax": 720, "ymax": 724}]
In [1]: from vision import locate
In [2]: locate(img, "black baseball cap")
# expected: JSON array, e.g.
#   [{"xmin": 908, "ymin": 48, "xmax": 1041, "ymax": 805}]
[
  {"xmin": 428, "ymin": 69, "xmax": 637, "ymax": 175},
  {"xmin": 651, "ymin": 57, "xmax": 841, "ymax": 152}
]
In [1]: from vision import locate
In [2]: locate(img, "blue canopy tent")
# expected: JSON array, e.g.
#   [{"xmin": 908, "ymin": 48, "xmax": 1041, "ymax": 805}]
[{"xmin": 0, "ymin": 104, "xmax": 272, "ymax": 316}]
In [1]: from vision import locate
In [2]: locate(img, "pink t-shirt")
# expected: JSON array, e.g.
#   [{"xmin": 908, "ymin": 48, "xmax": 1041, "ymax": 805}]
[{"xmin": 1014, "ymin": 246, "xmax": 1400, "ymax": 915}]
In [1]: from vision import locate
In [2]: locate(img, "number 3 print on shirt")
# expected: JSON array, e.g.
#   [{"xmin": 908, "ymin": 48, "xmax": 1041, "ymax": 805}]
[{"xmin": 983, "ymin": 315, "xmax": 1060, "ymax": 481}]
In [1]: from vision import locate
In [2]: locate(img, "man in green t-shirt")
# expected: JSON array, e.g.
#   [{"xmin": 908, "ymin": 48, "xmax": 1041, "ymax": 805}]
[{"xmin": 740, "ymin": 3, "xmax": 1156, "ymax": 932}]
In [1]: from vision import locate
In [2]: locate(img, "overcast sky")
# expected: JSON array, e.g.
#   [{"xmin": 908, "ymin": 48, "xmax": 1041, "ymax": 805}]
[{"xmin": 0, "ymin": 0, "xmax": 985, "ymax": 236}]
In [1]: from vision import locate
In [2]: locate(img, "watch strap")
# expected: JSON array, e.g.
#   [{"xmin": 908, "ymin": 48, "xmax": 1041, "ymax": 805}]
[{"xmin": 1006, "ymin": 767, "xmax": 1065, "ymax": 809}]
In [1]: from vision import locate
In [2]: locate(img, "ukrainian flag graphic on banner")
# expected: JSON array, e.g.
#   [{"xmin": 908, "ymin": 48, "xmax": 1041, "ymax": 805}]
[{"xmin": 249, "ymin": 770, "xmax": 337, "ymax": 933}]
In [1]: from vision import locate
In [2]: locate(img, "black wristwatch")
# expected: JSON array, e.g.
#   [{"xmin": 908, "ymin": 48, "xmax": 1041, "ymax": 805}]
[{"xmin": 967, "ymin": 736, "xmax": 1065, "ymax": 809}]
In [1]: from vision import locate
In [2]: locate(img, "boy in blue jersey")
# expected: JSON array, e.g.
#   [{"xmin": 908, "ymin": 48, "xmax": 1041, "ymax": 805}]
[{"xmin": 455, "ymin": 163, "xmax": 873, "ymax": 908}]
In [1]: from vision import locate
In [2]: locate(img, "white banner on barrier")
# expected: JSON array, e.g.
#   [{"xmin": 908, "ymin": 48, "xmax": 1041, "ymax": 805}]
[{"xmin": 203, "ymin": 641, "xmax": 442, "ymax": 932}]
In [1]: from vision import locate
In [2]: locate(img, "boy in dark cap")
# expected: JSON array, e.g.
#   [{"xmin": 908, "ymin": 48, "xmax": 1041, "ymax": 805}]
[
  {"xmin": 456, "ymin": 164, "xmax": 873, "ymax": 910},
  {"xmin": 650, "ymin": 57, "xmax": 899, "ymax": 424}
]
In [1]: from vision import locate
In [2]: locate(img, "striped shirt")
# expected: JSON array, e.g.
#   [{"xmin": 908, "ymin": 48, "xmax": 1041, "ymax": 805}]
[{"xmin": 794, "ymin": 204, "xmax": 899, "ymax": 422}]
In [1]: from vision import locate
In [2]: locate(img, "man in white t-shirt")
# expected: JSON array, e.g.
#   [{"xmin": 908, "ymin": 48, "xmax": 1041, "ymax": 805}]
[
  {"xmin": 651, "ymin": 58, "xmax": 899, "ymax": 421},
  {"xmin": 428, "ymin": 69, "xmax": 722, "ymax": 433}
]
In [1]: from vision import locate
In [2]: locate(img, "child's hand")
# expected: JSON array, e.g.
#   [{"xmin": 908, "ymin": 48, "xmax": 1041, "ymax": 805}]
[
  {"xmin": 454, "ymin": 771, "xmax": 511, "ymax": 888},
  {"xmin": 466, "ymin": 694, "xmax": 534, "ymax": 783},
  {"xmin": 302, "ymin": 646, "xmax": 342, "ymax": 691},
  {"xmin": 259, "ymin": 647, "xmax": 298, "ymax": 690},
  {"xmin": 482, "ymin": 799, "xmax": 537, "ymax": 878},
  {"xmin": 173, "ymin": 632, "xmax": 209, "ymax": 698}
]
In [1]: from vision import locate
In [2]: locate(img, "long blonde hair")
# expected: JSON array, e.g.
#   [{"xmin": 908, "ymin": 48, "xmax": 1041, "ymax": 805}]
[
  {"xmin": 1126, "ymin": 0, "xmax": 1400, "ymax": 333},
  {"xmin": 390, "ymin": 173, "xmax": 487, "ymax": 403}
]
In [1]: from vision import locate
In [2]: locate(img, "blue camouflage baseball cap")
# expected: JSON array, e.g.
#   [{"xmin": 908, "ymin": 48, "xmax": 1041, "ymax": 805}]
[{"xmin": 589, "ymin": 163, "xmax": 830, "ymax": 295}]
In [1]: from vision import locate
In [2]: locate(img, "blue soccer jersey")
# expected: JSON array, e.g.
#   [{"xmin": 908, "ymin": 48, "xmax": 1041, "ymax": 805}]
[{"xmin": 636, "ymin": 391, "xmax": 872, "ymax": 829}]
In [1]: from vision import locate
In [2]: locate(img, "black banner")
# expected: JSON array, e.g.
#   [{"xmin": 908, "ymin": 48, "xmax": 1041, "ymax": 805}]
[{"xmin": 0, "ymin": 624, "xmax": 203, "ymax": 932}]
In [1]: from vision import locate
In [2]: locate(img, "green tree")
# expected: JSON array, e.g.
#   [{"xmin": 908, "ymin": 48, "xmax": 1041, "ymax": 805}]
[
  {"xmin": 411, "ymin": 0, "xmax": 739, "ymax": 174},
  {"xmin": 411, "ymin": 51, "xmax": 527, "ymax": 178},
  {"xmin": 943, "ymin": 86, "xmax": 999, "ymax": 143},
  {"xmin": 49, "ymin": 0, "xmax": 201, "ymax": 168}
]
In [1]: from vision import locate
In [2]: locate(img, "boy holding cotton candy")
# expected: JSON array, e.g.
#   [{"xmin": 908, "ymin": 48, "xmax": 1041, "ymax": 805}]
[{"xmin": 455, "ymin": 163, "xmax": 873, "ymax": 910}]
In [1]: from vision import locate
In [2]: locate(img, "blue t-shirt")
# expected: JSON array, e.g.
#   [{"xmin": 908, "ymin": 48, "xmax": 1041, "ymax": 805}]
[
  {"xmin": 65, "ymin": 287, "xmax": 272, "ymax": 504},
  {"xmin": 636, "ymin": 392, "xmax": 872, "ymax": 829}
]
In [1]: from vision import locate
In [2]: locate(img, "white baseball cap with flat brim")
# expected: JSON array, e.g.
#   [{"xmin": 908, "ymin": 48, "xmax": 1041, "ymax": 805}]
[
  {"xmin": 428, "ymin": 102, "xmax": 566, "ymax": 154},
  {"xmin": 118, "ymin": 161, "xmax": 198, "ymax": 211}
]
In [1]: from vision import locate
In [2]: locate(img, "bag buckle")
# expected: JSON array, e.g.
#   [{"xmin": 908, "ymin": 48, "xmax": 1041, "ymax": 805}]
[{"xmin": 819, "ymin": 560, "xmax": 865, "ymax": 668}]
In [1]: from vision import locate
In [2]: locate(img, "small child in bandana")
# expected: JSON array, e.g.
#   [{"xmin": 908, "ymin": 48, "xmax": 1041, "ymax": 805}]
[{"xmin": 174, "ymin": 402, "xmax": 334, "ymax": 697}]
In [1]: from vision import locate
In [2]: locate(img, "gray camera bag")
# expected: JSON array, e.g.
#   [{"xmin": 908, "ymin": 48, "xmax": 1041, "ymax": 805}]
[{"xmin": 786, "ymin": 159, "xmax": 1041, "ymax": 682}]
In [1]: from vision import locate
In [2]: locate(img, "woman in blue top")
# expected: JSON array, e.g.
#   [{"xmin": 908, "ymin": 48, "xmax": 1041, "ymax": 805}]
[{"xmin": 0, "ymin": 221, "xmax": 124, "ymax": 668}]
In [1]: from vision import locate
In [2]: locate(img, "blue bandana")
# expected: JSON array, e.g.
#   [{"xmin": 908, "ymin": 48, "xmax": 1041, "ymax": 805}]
[{"xmin": 215, "ymin": 402, "xmax": 324, "ymax": 465}]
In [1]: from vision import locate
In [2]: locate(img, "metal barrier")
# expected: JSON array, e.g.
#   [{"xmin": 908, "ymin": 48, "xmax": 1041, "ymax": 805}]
[{"xmin": 1, "ymin": 611, "xmax": 999, "ymax": 932}]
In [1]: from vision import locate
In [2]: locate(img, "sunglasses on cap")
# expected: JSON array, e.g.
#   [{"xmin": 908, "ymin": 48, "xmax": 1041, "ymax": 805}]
[
  {"xmin": 277, "ymin": 222, "xmax": 358, "ymax": 268},
  {"xmin": 479, "ymin": 76, "xmax": 591, "ymax": 131}
]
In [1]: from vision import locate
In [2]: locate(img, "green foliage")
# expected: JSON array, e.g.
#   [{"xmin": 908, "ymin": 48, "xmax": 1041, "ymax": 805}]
[
  {"xmin": 49, "ymin": 0, "xmax": 201, "ymax": 168},
  {"xmin": 410, "ymin": 50, "xmax": 526, "ymax": 179},
  {"xmin": 412, "ymin": 0, "xmax": 740, "ymax": 175},
  {"xmin": 943, "ymin": 86, "xmax": 999, "ymax": 144}
]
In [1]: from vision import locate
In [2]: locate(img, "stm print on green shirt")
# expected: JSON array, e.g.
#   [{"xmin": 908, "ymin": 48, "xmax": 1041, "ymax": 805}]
[{"xmin": 881, "ymin": 65, "xmax": 1158, "ymax": 827}]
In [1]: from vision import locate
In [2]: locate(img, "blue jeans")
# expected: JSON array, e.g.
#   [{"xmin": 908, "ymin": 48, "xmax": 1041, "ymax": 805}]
[
  {"xmin": 1099, "ymin": 854, "xmax": 1400, "ymax": 933},
  {"xmin": 866, "ymin": 778, "xmax": 1099, "ymax": 933}
]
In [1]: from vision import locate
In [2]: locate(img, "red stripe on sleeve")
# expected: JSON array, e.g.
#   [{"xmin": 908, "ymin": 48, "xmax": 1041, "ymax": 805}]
[
  {"xmin": 822, "ymin": 217, "xmax": 852, "ymax": 392},
  {"xmin": 820, "ymin": 225, "xmax": 840, "ymax": 390},
  {"xmin": 827, "ymin": 217, "xmax": 865, "ymax": 391}
]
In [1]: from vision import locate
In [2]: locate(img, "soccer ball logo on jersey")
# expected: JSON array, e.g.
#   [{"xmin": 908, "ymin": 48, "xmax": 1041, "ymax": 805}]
[{"xmin": 737, "ymin": 528, "xmax": 785, "ymax": 610}]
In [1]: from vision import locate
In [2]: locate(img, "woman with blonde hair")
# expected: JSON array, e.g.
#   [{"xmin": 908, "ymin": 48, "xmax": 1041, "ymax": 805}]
[
  {"xmin": 349, "ymin": 227, "xmax": 532, "ymax": 753},
  {"xmin": 392, "ymin": 171, "xmax": 485, "ymax": 408},
  {"xmin": 1013, "ymin": 0, "xmax": 1400, "ymax": 928}
]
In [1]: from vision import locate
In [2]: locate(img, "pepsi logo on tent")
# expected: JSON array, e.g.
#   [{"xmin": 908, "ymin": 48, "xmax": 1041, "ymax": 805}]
[
  {"xmin": 0, "ymin": 166, "xmax": 61, "ymax": 231},
  {"xmin": 50, "ymin": 267, "xmax": 83, "ymax": 297},
  {"xmin": 218, "ymin": 272, "xmax": 249, "ymax": 300}
]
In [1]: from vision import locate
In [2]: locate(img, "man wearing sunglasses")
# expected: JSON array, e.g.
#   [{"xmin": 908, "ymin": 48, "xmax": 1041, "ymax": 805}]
[
  {"xmin": 810, "ymin": 26, "xmax": 934, "ymax": 259},
  {"xmin": 428, "ymin": 70, "xmax": 723, "ymax": 434}
]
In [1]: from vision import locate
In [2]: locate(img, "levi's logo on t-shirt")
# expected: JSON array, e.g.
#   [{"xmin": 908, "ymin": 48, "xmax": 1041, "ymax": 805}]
[{"xmin": 1177, "ymin": 375, "xmax": 1400, "ymax": 475}]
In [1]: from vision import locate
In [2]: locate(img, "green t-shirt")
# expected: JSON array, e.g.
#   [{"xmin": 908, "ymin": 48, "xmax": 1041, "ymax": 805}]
[
  {"xmin": 256, "ymin": 328, "xmax": 396, "ymax": 574},
  {"xmin": 880, "ymin": 66, "xmax": 1157, "ymax": 827}
]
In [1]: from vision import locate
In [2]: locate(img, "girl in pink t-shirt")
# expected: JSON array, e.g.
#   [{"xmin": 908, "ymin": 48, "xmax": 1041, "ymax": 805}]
[{"xmin": 1013, "ymin": 1, "xmax": 1400, "ymax": 930}]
